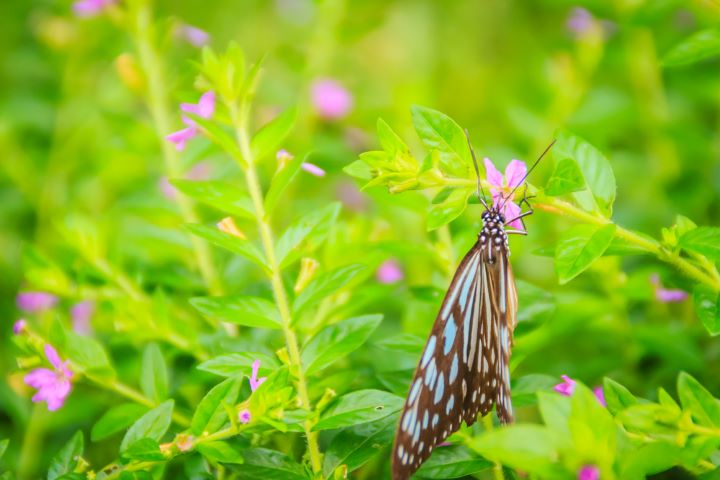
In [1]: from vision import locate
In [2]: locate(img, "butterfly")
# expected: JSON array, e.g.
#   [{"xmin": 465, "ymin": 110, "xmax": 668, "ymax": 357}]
[{"xmin": 391, "ymin": 134, "xmax": 555, "ymax": 479}]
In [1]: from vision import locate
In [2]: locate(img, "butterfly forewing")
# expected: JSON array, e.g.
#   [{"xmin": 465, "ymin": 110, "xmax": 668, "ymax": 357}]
[{"xmin": 392, "ymin": 211, "xmax": 518, "ymax": 480}]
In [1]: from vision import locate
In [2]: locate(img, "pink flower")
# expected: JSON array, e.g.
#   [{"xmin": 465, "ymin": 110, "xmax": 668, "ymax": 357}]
[
  {"xmin": 578, "ymin": 465, "xmax": 600, "ymax": 480},
  {"xmin": 567, "ymin": 7, "xmax": 593, "ymax": 36},
  {"xmin": 249, "ymin": 360, "xmax": 267, "ymax": 392},
  {"xmin": 650, "ymin": 274, "xmax": 688, "ymax": 303},
  {"xmin": 554, "ymin": 375, "xmax": 576, "ymax": 396},
  {"xmin": 276, "ymin": 149, "xmax": 293, "ymax": 163},
  {"xmin": 301, "ymin": 162, "xmax": 326, "ymax": 177},
  {"xmin": 238, "ymin": 409, "xmax": 251, "ymax": 424},
  {"xmin": 72, "ymin": 0, "xmax": 114, "ymax": 17},
  {"xmin": 13, "ymin": 319, "xmax": 27, "ymax": 335},
  {"xmin": 178, "ymin": 25, "xmax": 210, "ymax": 47},
  {"xmin": 484, "ymin": 158, "xmax": 527, "ymax": 230},
  {"xmin": 166, "ymin": 91, "xmax": 216, "ymax": 151},
  {"xmin": 71, "ymin": 301, "xmax": 95, "ymax": 335},
  {"xmin": 376, "ymin": 259, "xmax": 404, "ymax": 284},
  {"xmin": 24, "ymin": 345, "xmax": 73, "ymax": 411},
  {"xmin": 311, "ymin": 79, "xmax": 352, "ymax": 120},
  {"xmin": 593, "ymin": 387, "xmax": 606, "ymax": 407},
  {"xmin": 17, "ymin": 291, "xmax": 58, "ymax": 313}
]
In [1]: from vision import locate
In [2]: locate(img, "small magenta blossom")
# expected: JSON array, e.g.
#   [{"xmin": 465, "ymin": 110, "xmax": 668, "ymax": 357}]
[
  {"xmin": 73, "ymin": 0, "xmax": 114, "ymax": 17},
  {"xmin": 554, "ymin": 374, "xmax": 576, "ymax": 396},
  {"xmin": 301, "ymin": 162, "xmax": 326, "ymax": 177},
  {"xmin": 377, "ymin": 259, "xmax": 404, "ymax": 284},
  {"xmin": 13, "ymin": 319, "xmax": 27, "ymax": 335},
  {"xmin": 650, "ymin": 274, "xmax": 688, "ymax": 303},
  {"xmin": 166, "ymin": 91, "xmax": 216, "ymax": 151},
  {"xmin": 311, "ymin": 79, "xmax": 352, "ymax": 120},
  {"xmin": 17, "ymin": 291, "xmax": 58, "ymax": 313},
  {"xmin": 578, "ymin": 465, "xmax": 600, "ymax": 480},
  {"xmin": 71, "ymin": 301, "xmax": 95, "ymax": 335},
  {"xmin": 484, "ymin": 158, "xmax": 526, "ymax": 230},
  {"xmin": 238, "ymin": 409, "xmax": 251, "ymax": 424},
  {"xmin": 594, "ymin": 387, "xmax": 606, "ymax": 407},
  {"xmin": 24, "ymin": 345, "xmax": 73, "ymax": 411},
  {"xmin": 567, "ymin": 7, "xmax": 593, "ymax": 36},
  {"xmin": 249, "ymin": 360, "xmax": 267, "ymax": 392},
  {"xmin": 178, "ymin": 24, "xmax": 210, "ymax": 47}
]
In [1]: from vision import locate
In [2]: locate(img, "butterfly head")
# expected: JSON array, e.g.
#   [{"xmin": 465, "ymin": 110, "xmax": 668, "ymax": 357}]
[{"xmin": 481, "ymin": 208, "xmax": 505, "ymax": 228}]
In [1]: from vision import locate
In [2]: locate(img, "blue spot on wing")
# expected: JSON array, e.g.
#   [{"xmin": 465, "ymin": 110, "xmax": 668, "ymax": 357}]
[
  {"xmin": 421, "ymin": 335, "xmax": 436, "ymax": 368},
  {"xmin": 443, "ymin": 316, "xmax": 457, "ymax": 354}
]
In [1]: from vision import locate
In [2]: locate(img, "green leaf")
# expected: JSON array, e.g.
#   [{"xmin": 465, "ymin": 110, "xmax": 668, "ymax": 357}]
[
  {"xmin": 122, "ymin": 438, "xmax": 165, "ymax": 461},
  {"xmin": 264, "ymin": 151, "xmax": 306, "ymax": 216},
  {"xmin": 415, "ymin": 445, "xmax": 492, "ymax": 479},
  {"xmin": 250, "ymin": 107, "xmax": 297, "ymax": 161},
  {"xmin": 322, "ymin": 415, "xmax": 396, "ymax": 477},
  {"xmin": 48, "ymin": 431, "xmax": 83, "ymax": 480},
  {"xmin": 314, "ymin": 389, "xmax": 403, "ymax": 431},
  {"xmin": 511, "ymin": 374, "xmax": 558, "ymax": 407},
  {"xmin": 120, "ymin": 400, "xmax": 174, "ymax": 453},
  {"xmin": 301, "ymin": 314, "xmax": 383, "ymax": 375},
  {"xmin": 471, "ymin": 424, "xmax": 560, "ymax": 477},
  {"xmin": 568, "ymin": 384, "xmax": 616, "ymax": 466},
  {"xmin": 553, "ymin": 130, "xmax": 616, "ymax": 216},
  {"xmin": 602, "ymin": 377, "xmax": 638, "ymax": 416},
  {"xmin": 554, "ymin": 223, "xmax": 616, "ymax": 284},
  {"xmin": 679, "ymin": 227, "xmax": 720, "ymax": 263},
  {"xmin": 171, "ymin": 180, "xmax": 254, "ymax": 218},
  {"xmin": 293, "ymin": 264, "xmax": 366, "ymax": 314},
  {"xmin": 197, "ymin": 441, "xmax": 244, "ymax": 464},
  {"xmin": 185, "ymin": 224, "xmax": 268, "ymax": 271},
  {"xmin": 63, "ymin": 331, "xmax": 114, "ymax": 378},
  {"xmin": 191, "ymin": 378, "xmax": 242, "ymax": 436},
  {"xmin": 537, "ymin": 391, "xmax": 571, "ymax": 446},
  {"xmin": 663, "ymin": 29, "xmax": 720, "ymax": 67},
  {"xmin": 677, "ymin": 372, "xmax": 720, "ymax": 428},
  {"xmin": 198, "ymin": 352, "xmax": 279, "ymax": 378},
  {"xmin": 91, "ymin": 404, "xmax": 148, "ymax": 441},
  {"xmin": 544, "ymin": 157, "xmax": 585, "ymax": 196},
  {"xmin": 694, "ymin": 286, "xmax": 720, "ymax": 336},
  {"xmin": 410, "ymin": 105, "xmax": 470, "ymax": 175},
  {"xmin": 375, "ymin": 333, "xmax": 424, "ymax": 354},
  {"xmin": 0, "ymin": 439, "xmax": 7, "ymax": 460},
  {"xmin": 140, "ymin": 343, "xmax": 168, "ymax": 403},
  {"xmin": 233, "ymin": 448, "xmax": 308, "ymax": 480},
  {"xmin": 620, "ymin": 442, "xmax": 683, "ymax": 480},
  {"xmin": 343, "ymin": 159, "xmax": 372, "ymax": 180},
  {"xmin": 275, "ymin": 203, "xmax": 341, "ymax": 267},
  {"xmin": 377, "ymin": 118, "xmax": 410, "ymax": 158},
  {"xmin": 188, "ymin": 114, "xmax": 245, "ymax": 165},
  {"xmin": 426, "ymin": 188, "xmax": 472, "ymax": 231},
  {"xmin": 190, "ymin": 296, "xmax": 282, "ymax": 329}
]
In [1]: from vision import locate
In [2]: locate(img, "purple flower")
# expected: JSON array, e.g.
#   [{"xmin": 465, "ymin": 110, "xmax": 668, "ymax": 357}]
[
  {"xmin": 650, "ymin": 274, "xmax": 688, "ymax": 303},
  {"xmin": 311, "ymin": 79, "xmax": 352, "ymax": 120},
  {"xmin": 238, "ymin": 409, "xmax": 251, "ymax": 424},
  {"xmin": 73, "ymin": 0, "xmax": 114, "ymax": 17},
  {"xmin": 17, "ymin": 291, "xmax": 58, "ymax": 313},
  {"xmin": 376, "ymin": 259, "xmax": 404, "ymax": 284},
  {"xmin": 301, "ymin": 162, "xmax": 326, "ymax": 177},
  {"xmin": 179, "ymin": 24, "xmax": 210, "ymax": 47},
  {"xmin": 24, "ymin": 345, "xmax": 73, "ymax": 411},
  {"xmin": 166, "ymin": 91, "xmax": 216, "ymax": 151},
  {"xmin": 554, "ymin": 375, "xmax": 576, "ymax": 396},
  {"xmin": 13, "ymin": 319, "xmax": 27, "ymax": 335},
  {"xmin": 71, "ymin": 301, "xmax": 95, "ymax": 335},
  {"xmin": 249, "ymin": 360, "xmax": 267, "ymax": 392},
  {"xmin": 578, "ymin": 465, "xmax": 600, "ymax": 480},
  {"xmin": 594, "ymin": 386, "xmax": 606, "ymax": 407},
  {"xmin": 567, "ymin": 7, "xmax": 593, "ymax": 36},
  {"xmin": 484, "ymin": 158, "xmax": 527, "ymax": 230}
]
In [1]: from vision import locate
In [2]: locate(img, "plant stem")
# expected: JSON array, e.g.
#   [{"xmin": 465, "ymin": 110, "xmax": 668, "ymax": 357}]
[
  {"xmin": 130, "ymin": 3, "xmax": 224, "ymax": 299},
  {"xmin": 443, "ymin": 177, "xmax": 720, "ymax": 292},
  {"xmin": 228, "ymin": 102, "xmax": 323, "ymax": 474}
]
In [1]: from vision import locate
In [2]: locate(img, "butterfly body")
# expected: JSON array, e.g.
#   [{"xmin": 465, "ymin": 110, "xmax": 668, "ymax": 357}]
[{"xmin": 391, "ymin": 206, "xmax": 518, "ymax": 480}]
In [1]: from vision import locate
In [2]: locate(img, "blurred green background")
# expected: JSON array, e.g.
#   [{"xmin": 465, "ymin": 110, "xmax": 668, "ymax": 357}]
[{"xmin": 2, "ymin": 0, "xmax": 720, "ymax": 478}]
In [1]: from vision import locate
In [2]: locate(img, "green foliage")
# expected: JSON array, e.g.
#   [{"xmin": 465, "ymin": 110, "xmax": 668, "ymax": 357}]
[{"xmin": 663, "ymin": 29, "xmax": 720, "ymax": 67}]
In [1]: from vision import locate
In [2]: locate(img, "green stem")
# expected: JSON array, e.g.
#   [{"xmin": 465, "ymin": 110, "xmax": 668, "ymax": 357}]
[
  {"xmin": 130, "ymin": 3, "xmax": 224, "ymax": 299},
  {"xmin": 228, "ymin": 102, "xmax": 323, "ymax": 474},
  {"xmin": 17, "ymin": 405, "xmax": 44, "ymax": 480},
  {"xmin": 443, "ymin": 177, "xmax": 720, "ymax": 292}
]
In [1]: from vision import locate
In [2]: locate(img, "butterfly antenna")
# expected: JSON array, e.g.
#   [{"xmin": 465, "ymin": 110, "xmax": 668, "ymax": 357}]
[
  {"xmin": 465, "ymin": 129, "xmax": 489, "ymax": 209},
  {"xmin": 500, "ymin": 139, "xmax": 556, "ymax": 210}
]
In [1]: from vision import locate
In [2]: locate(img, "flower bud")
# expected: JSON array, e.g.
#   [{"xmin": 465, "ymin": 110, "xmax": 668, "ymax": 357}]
[{"xmin": 217, "ymin": 217, "xmax": 246, "ymax": 239}]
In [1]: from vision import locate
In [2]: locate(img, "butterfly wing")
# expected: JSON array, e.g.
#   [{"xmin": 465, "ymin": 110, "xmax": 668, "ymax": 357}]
[{"xmin": 392, "ymin": 241, "xmax": 518, "ymax": 479}]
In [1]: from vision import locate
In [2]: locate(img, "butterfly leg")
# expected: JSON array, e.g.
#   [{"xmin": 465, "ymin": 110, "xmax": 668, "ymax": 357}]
[{"xmin": 505, "ymin": 185, "xmax": 534, "ymax": 232}]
